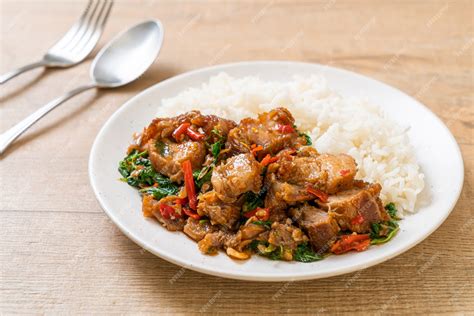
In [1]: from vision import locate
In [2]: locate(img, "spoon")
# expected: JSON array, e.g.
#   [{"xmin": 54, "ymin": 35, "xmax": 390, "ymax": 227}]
[{"xmin": 0, "ymin": 20, "xmax": 164, "ymax": 155}]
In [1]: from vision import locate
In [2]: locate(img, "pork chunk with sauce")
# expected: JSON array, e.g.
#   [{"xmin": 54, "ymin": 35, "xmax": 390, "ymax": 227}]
[
  {"xmin": 289, "ymin": 204, "xmax": 339, "ymax": 252},
  {"xmin": 226, "ymin": 107, "xmax": 307, "ymax": 160},
  {"xmin": 139, "ymin": 110, "xmax": 236, "ymax": 147},
  {"xmin": 197, "ymin": 191, "xmax": 242, "ymax": 229},
  {"xmin": 318, "ymin": 181, "xmax": 390, "ymax": 233},
  {"xmin": 264, "ymin": 147, "xmax": 358, "ymax": 211},
  {"xmin": 211, "ymin": 153, "xmax": 263, "ymax": 202},
  {"xmin": 142, "ymin": 194, "xmax": 186, "ymax": 231},
  {"xmin": 183, "ymin": 217, "xmax": 216, "ymax": 241},
  {"xmin": 147, "ymin": 139, "xmax": 206, "ymax": 183}
]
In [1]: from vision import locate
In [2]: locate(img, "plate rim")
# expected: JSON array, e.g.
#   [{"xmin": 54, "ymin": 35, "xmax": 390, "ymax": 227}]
[{"xmin": 89, "ymin": 60, "xmax": 464, "ymax": 281}]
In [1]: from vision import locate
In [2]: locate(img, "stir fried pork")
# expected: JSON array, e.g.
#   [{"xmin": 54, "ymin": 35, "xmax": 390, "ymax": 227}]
[
  {"xmin": 197, "ymin": 191, "xmax": 242, "ymax": 228},
  {"xmin": 148, "ymin": 139, "xmax": 206, "ymax": 183},
  {"xmin": 318, "ymin": 181, "xmax": 390, "ymax": 233},
  {"xmin": 289, "ymin": 204, "xmax": 339, "ymax": 252},
  {"xmin": 264, "ymin": 147, "xmax": 357, "ymax": 211},
  {"xmin": 183, "ymin": 217, "xmax": 217, "ymax": 241},
  {"xmin": 142, "ymin": 195, "xmax": 186, "ymax": 231},
  {"xmin": 140, "ymin": 111, "xmax": 236, "ymax": 183},
  {"xmin": 211, "ymin": 153, "xmax": 263, "ymax": 202},
  {"xmin": 226, "ymin": 107, "xmax": 307, "ymax": 160},
  {"xmin": 140, "ymin": 110, "xmax": 236, "ymax": 147},
  {"xmin": 120, "ymin": 107, "xmax": 399, "ymax": 262}
]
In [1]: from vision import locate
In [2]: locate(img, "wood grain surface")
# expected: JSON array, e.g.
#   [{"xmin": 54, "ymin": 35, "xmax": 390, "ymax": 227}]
[{"xmin": 1, "ymin": 0, "xmax": 473, "ymax": 314}]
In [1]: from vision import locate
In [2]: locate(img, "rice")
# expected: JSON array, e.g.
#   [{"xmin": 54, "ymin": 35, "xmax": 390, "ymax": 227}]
[{"xmin": 158, "ymin": 73, "xmax": 425, "ymax": 215}]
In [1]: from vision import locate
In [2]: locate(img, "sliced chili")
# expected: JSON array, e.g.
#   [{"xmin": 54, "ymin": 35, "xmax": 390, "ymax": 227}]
[
  {"xmin": 261, "ymin": 154, "xmax": 278, "ymax": 166},
  {"xmin": 186, "ymin": 127, "xmax": 205, "ymax": 141},
  {"xmin": 278, "ymin": 124, "xmax": 295, "ymax": 134},
  {"xmin": 331, "ymin": 234, "xmax": 370, "ymax": 254},
  {"xmin": 307, "ymin": 186, "xmax": 329, "ymax": 203},
  {"xmin": 159, "ymin": 203, "xmax": 181, "ymax": 219},
  {"xmin": 182, "ymin": 160, "xmax": 198, "ymax": 210},
  {"xmin": 250, "ymin": 144, "xmax": 264, "ymax": 156},
  {"xmin": 183, "ymin": 207, "xmax": 201, "ymax": 220},
  {"xmin": 172, "ymin": 122, "xmax": 191, "ymax": 141},
  {"xmin": 351, "ymin": 214, "xmax": 365, "ymax": 226}
]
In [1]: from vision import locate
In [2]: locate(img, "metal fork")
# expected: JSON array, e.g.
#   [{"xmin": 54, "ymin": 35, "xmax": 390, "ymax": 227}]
[{"xmin": 0, "ymin": 0, "xmax": 113, "ymax": 84}]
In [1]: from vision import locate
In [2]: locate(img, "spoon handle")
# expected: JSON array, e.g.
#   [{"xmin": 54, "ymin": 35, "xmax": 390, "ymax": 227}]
[
  {"xmin": 0, "ymin": 60, "xmax": 46, "ymax": 84},
  {"xmin": 0, "ymin": 83, "xmax": 96, "ymax": 155}
]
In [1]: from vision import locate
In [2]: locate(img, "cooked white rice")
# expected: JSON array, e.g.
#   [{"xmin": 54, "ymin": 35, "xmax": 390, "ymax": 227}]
[{"xmin": 158, "ymin": 73, "xmax": 425, "ymax": 215}]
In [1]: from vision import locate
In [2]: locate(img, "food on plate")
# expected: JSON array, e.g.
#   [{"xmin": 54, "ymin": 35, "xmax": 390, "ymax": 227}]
[{"xmin": 119, "ymin": 108, "xmax": 402, "ymax": 262}]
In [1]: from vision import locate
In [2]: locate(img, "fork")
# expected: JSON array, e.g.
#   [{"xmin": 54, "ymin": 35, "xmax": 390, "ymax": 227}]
[{"xmin": 0, "ymin": 0, "xmax": 113, "ymax": 84}]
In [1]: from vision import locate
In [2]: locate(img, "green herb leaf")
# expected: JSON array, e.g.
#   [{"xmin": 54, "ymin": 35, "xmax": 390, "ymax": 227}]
[
  {"xmin": 242, "ymin": 188, "xmax": 267, "ymax": 213},
  {"xmin": 199, "ymin": 219, "xmax": 209, "ymax": 225},
  {"xmin": 251, "ymin": 220, "xmax": 272, "ymax": 229},
  {"xmin": 369, "ymin": 218, "xmax": 400, "ymax": 245},
  {"xmin": 268, "ymin": 245, "xmax": 284, "ymax": 260},
  {"xmin": 294, "ymin": 243, "xmax": 324, "ymax": 262},
  {"xmin": 118, "ymin": 150, "xmax": 179, "ymax": 199},
  {"xmin": 370, "ymin": 226, "xmax": 400, "ymax": 245},
  {"xmin": 299, "ymin": 132, "xmax": 312, "ymax": 146},
  {"xmin": 193, "ymin": 167, "xmax": 213, "ymax": 188},
  {"xmin": 139, "ymin": 186, "xmax": 179, "ymax": 200},
  {"xmin": 385, "ymin": 202, "xmax": 399, "ymax": 219}
]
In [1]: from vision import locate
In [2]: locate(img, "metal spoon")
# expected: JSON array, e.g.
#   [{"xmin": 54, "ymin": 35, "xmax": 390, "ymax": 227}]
[{"xmin": 0, "ymin": 20, "xmax": 164, "ymax": 155}]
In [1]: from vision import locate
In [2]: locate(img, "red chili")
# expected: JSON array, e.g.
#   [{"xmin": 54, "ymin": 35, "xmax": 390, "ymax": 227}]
[
  {"xmin": 172, "ymin": 123, "xmax": 191, "ymax": 141},
  {"xmin": 243, "ymin": 208, "xmax": 258, "ymax": 219},
  {"xmin": 260, "ymin": 154, "xmax": 278, "ymax": 166},
  {"xmin": 182, "ymin": 160, "xmax": 198, "ymax": 210},
  {"xmin": 159, "ymin": 203, "xmax": 181, "ymax": 219},
  {"xmin": 307, "ymin": 186, "xmax": 329, "ymax": 203},
  {"xmin": 331, "ymin": 234, "xmax": 370, "ymax": 254},
  {"xmin": 250, "ymin": 144, "xmax": 264, "ymax": 156},
  {"xmin": 351, "ymin": 214, "xmax": 365, "ymax": 226},
  {"xmin": 243, "ymin": 207, "xmax": 270, "ymax": 221},
  {"xmin": 186, "ymin": 127, "xmax": 206, "ymax": 141},
  {"xmin": 175, "ymin": 198, "xmax": 187, "ymax": 206},
  {"xmin": 183, "ymin": 207, "xmax": 201, "ymax": 220},
  {"xmin": 340, "ymin": 169, "xmax": 351, "ymax": 176},
  {"xmin": 278, "ymin": 124, "xmax": 295, "ymax": 134}
]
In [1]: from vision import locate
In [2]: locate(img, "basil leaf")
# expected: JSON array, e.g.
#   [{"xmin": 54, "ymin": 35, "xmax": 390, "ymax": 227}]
[
  {"xmin": 242, "ymin": 188, "xmax": 267, "ymax": 213},
  {"xmin": 294, "ymin": 243, "xmax": 324, "ymax": 262},
  {"xmin": 385, "ymin": 202, "xmax": 399, "ymax": 219},
  {"xmin": 251, "ymin": 220, "xmax": 272, "ymax": 229}
]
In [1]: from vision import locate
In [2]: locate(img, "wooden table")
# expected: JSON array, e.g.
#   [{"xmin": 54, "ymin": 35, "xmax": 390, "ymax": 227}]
[{"xmin": 1, "ymin": 0, "xmax": 473, "ymax": 314}]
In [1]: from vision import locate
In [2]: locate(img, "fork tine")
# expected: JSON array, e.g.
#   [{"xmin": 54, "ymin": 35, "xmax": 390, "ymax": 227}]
[
  {"xmin": 61, "ymin": 0, "xmax": 103, "ymax": 52},
  {"xmin": 71, "ymin": 0, "xmax": 113, "ymax": 55},
  {"xmin": 73, "ymin": 1, "xmax": 114, "ymax": 56},
  {"xmin": 50, "ymin": 0, "xmax": 96, "ymax": 50}
]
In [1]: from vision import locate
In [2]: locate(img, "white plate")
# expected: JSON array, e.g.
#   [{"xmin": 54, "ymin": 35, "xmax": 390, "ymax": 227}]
[{"xmin": 89, "ymin": 61, "xmax": 464, "ymax": 281}]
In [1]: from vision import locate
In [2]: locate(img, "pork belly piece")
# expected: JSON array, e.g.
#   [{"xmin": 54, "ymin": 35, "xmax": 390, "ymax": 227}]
[
  {"xmin": 317, "ymin": 153, "xmax": 357, "ymax": 194},
  {"xmin": 183, "ymin": 217, "xmax": 216, "ymax": 241},
  {"xmin": 289, "ymin": 204, "xmax": 339, "ymax": 252},
  {"xmin": 197, "ymin": 191, "xmax": 242, "ymax": 229},
  {"xmin": 142, "ymin": 195, "xmax": 186, "ymax": 231},
  {"xmin": 275, "ymin": 149, "xmax": 357, "ymax": 194},
  {"xmin": 211, "ymin": 153, "xmax": 263, "ymax": 202},
  {"xmin": 249, "ymin": 221, "xmax": 308, "ymax": 261},
  {"xmin": 147, "ymin": 139, "xmax": 206, "ymax": 183},
  {"xmin": 264, "ymin": 148, "xmax": 358, "ymax": 212},
  {"xmin": 139, "ymin": 111, "xmax": 236, "ymax": 183},
  {"xmin": 226, "ymin": 107, "xmax": 307, "ymax": 160},
  {"xmin": 140, "ymin": 110, "xmax": 236, "ymax": 147},
  {"xmin": 197, "ymin": 230, "xmax": 240, "ymax": 255},
  {"xmin": 318, "ymin": 181, "xmax": 390, "ymax": 233}
]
